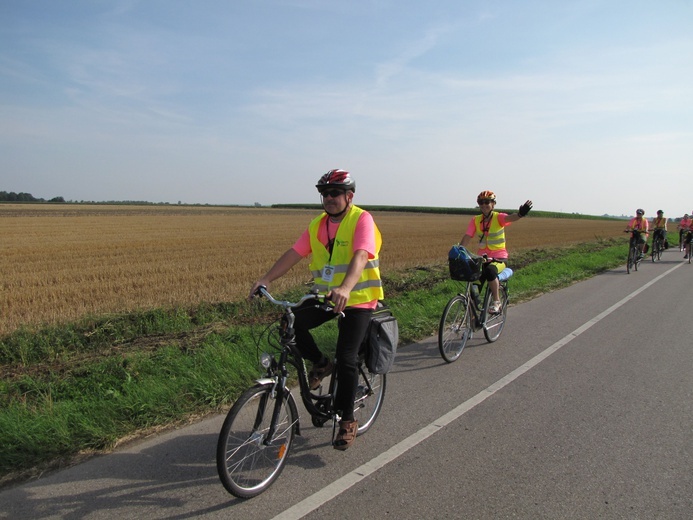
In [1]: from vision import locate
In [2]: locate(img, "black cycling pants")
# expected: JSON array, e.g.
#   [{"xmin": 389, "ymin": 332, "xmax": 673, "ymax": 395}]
[{"xmin": 293, "ymin": 302, "xmax": 373, "ymax": 421}]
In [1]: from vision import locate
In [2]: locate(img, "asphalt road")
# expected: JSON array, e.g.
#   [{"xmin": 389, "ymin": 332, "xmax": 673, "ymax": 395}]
[{"xmin": 2, "ymin": 250, "xmax": 691, "ymax": 520}]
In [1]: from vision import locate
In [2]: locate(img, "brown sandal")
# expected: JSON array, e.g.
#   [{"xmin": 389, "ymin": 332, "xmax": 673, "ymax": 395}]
[
  {"xmin": 333, "ymin": 420, "xmax": 358, "ymax": 450},
  {"xmin": 308, "ymin": 358, "xmax": 333, "ymax": 390}
]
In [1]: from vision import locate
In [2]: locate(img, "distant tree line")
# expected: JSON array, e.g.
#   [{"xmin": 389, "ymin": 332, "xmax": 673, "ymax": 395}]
[{"xmin": 0, "ymin": 191, "xmax": 65, "ymax": 203}]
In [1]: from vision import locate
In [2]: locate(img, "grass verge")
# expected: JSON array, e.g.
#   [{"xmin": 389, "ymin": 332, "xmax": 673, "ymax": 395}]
[{"xmin": 0, "ymin": 238, "xmax": 628, "ymax": 487}]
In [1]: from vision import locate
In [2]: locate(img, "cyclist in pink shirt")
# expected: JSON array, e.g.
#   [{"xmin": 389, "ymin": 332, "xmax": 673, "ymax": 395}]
[
  {"xmin": 681, "ymin": 213, "xmax": 693, "ymax": 259},
  {"xmin": 678, "ymin": 214, "xmax": 691, "ymax": 254},
  {"xmin": 625, "ymin": 209, "xmax": 649, "ymax": 259},
  {"xmin": 249, "ymin": 169, "xmax": 383, "ymax": 450},
  {"xmin": 460, "ymin": 190, "xmax": 532, "ymax": 314}
]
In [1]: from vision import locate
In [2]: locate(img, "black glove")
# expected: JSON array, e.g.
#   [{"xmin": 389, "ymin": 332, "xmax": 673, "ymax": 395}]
[{"xmin": 518, "ymin": 200, "xmax": 533, "ymax": 217}]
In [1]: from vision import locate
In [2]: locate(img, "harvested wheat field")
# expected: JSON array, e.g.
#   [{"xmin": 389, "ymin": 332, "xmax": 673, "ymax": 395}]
[{"xmin": 0, "ymin": 204, "xmax": 626, "ymax": 336}]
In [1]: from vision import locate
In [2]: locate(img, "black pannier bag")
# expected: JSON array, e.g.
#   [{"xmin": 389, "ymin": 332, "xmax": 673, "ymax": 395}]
[
  {"xmin": 448, "ymin": 244, "xmax": 483, "ymax": 282},
  {"xmin": 362, "ymin": 302, "xmax": 399, "ymax": 374}
]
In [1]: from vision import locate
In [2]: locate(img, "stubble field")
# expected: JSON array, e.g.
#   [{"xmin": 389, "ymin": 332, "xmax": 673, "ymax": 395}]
[{"xmin": 0, "ymin": 204, "xmax": 627, "ymax": 336}]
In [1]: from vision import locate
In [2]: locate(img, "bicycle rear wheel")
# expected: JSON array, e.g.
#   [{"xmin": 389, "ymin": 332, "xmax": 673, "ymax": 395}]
[
  {"xmin": 484, "ymin": 284, "xmax": 508, "ymax": 342},
  {"xmin": 652, "ymin": 239, "xmax": 662, "ymax": 262},
  {"xmin": 353, "ymin": 367, "xmax": 386, "ymax": 434},
  {"xmin": 217, "ymin": 383, "xmax": 297, "ymax": 499},
  {"xmin": 438, "ymin": 295, "xmax": 473, "ymax": 363}
]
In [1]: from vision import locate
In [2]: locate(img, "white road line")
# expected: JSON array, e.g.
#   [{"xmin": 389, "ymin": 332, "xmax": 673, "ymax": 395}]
[{"xmin": 273, "ymin": 263, "xmax": 683, "ymax": 520}]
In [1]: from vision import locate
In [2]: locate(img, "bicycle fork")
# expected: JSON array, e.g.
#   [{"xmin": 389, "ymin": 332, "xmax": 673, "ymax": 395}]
[
  {"xmin": 262, "ymin": 354, "xmax": 301, "ymax": 444},
  {"xmin": 263, "ymin": 376, "xmax": 288, "ymax": 446}
]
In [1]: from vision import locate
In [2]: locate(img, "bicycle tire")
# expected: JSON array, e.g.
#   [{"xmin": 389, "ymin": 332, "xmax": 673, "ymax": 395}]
[
  {"xmin": 217, "ymin": 383, "xmax": 297, "ymax": 499},
  {"xmin": 438, "ymin": 295, "xmax": 473, "ymax": 363},
  {"xmin": 652, "ymin": 239, "xmax": 662, "ymax": 262},
  {"xmin": 352, "ymin": 367, "xmax": 386, "ymax": 434},
  {"xmin": 484, "ymin": 284, "xmax": 508, "ymax": 342},
  {"xmin": 626, "ymin": 246, "xmax": 633, "ymax": 274}
]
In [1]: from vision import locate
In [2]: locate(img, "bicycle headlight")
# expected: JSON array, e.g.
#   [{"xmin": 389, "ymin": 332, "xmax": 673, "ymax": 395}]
[{"xmin": 260, "ymin": 352, "xmax": 273, "ymax": 369}]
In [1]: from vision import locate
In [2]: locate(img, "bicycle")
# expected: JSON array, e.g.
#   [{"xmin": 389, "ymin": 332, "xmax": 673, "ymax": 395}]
[
  {"xmin": 438, "ymin": 253, "xmax": 511, "ymax": 363},
  {"xmin": 216, "ymin": 286, "xmax": 386, "ymax": 499},
  {"xmin": 626, "ymin": 229, "xmax": 645, "ymax": 274},
  {"xmin": 651, "ymin": 231, "xmax": 665, "ymax": 262}
]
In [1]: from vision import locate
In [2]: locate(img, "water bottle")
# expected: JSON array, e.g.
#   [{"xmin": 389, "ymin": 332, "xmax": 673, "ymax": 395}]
[
  {"xmin": 470, "ymin": 282, "xmax": 481, "ymax": 308},
  {"xmin": 497, "ymin": 268, "xmax": 513, "ymax": 282}
]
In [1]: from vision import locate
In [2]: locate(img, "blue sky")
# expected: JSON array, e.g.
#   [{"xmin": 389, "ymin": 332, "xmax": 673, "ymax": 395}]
[{"xmin": 1, "ymin": 0, "xmax": 692, "ymax": 217}]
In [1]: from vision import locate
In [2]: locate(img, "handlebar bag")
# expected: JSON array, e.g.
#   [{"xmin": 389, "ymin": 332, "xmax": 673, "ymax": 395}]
[{"xmin": 448, "ymin": 245, "xmax": 483, "ymax": 281}]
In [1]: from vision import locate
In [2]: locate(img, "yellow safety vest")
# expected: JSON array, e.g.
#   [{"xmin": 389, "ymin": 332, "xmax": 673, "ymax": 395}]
[
  {"xmin": 473, "ymin": 212, "xmax": 506, "ymax": 253},
  {"xmin": 308, "ymin": 205, "xmax": 384, "ymax": 306}
]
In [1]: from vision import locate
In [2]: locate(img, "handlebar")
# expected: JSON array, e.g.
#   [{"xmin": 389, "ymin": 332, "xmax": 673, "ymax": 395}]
[{"xmin": 254, "ymin": 286, "xmax": 338, "ymax": 314}]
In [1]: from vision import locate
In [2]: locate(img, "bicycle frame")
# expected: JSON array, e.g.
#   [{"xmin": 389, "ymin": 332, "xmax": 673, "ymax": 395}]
[
  {"xmin": 651, "ymin": 231, "xmax": 664, "ymax": 262},
  {"xmin": 467, "ymin": 278, "xmax": 509, "ymax": 331},
  {"xmin": 256, "ymin": 289, "xmax": 339, "ymax": 436},
  {"xmin": 626, "ymin": 230, "xmax": 644, "ymax": 273}
]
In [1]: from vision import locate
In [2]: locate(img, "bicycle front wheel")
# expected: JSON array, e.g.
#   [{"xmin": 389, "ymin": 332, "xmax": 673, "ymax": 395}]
[
  {"xmin": 627, "ymin": 247, "xmax": 634, "ymax": 274},
  {"xmin": 353, "ymin": 368, "xmax": 386, "ymax": 434},
  {"xmin": 438, "ymin": 295, "xmax": 473, "ymax": 363},
  {"xmin": 216, "ymin": 383, "xmax": 297, "ymax": 499}
]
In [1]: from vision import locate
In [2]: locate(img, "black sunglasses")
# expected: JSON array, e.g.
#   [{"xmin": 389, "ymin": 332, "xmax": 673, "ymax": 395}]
[
  {"xmin": 321, "ymin": 190, "xmax": 345, "ymax": 199},
  {"xmin": 478, "ymin": 199, "xmax": 495, "ymax": 205}
]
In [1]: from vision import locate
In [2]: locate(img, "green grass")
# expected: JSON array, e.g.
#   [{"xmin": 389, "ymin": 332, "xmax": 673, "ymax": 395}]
[{"xmin": 0, "ymin": 238, "xmax": 629, "ymax": 485}]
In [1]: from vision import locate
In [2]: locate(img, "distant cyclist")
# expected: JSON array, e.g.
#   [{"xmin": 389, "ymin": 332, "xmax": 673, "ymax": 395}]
[
  {"xmin": 460, "ymin": 190, "xmax": 532, "ymax": 314},
  {"xmin": 678, "ymin": 214, "xmax": 691, "ymax": 253},
  {"xmin": 625, "ymin": 209, "xmax": 649, "ymax": 259},
  {"xmin": 651, "ymin": 210, "xmax": 668, "ymax": 249},
  {"xmin": 683, "ymin": 212, "xmax": 693, "ymax": 260}
]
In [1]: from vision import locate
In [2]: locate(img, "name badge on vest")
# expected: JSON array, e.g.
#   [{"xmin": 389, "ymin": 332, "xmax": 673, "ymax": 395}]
[{"xmin": 321, "ymin": 264, "xmax": 335, "ymax": 283}]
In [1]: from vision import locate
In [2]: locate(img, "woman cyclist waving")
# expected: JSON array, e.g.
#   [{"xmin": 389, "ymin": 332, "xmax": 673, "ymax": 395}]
[{"xmin": 460, "ymin": 190, "xmax": 532, "ymax": 314}]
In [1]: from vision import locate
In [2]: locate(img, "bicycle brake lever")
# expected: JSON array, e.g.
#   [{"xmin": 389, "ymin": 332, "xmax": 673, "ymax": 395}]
[{"xmin": 319, "ymin": 302, "xmax": 340, "ymax": 314}]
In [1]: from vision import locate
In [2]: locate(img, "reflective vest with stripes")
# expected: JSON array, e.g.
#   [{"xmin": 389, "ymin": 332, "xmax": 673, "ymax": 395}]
[
  {"xmin": 473, "ymin": 211, "xmax": 507, "ymax": 254},
  {"xmin": 308, "ymin": 206, "xmax": 384, "ymax": 306}
]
